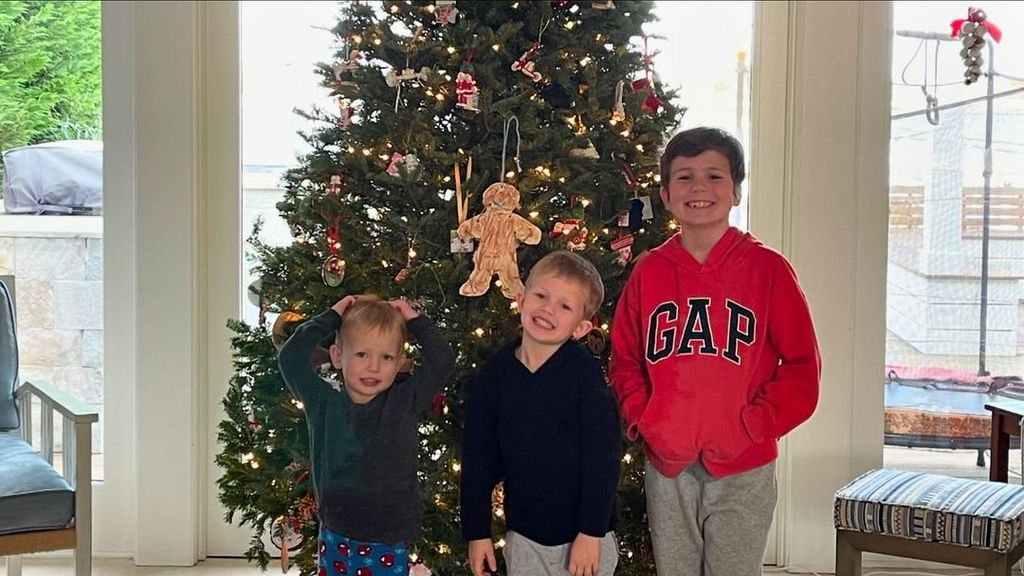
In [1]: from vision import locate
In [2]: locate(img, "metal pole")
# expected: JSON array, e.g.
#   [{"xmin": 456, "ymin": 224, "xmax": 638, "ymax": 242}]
[
  {"xmin": 978, "ymin": 39, "xmax": 995, "ymax": 376},
  {"xmin": 895, "ymin": 28, "xmax": 995, "ymax": 375},
  {"xmin": 895, "ymin": 29, "xmax": 954, "ymax": 40},
  {"xmin": 736, "ymin": 51, "xmax": 747, "ymax": 139}
]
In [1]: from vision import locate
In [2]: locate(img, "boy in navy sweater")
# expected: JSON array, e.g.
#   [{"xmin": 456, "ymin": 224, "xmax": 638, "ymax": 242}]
[{"xmin": 461, "ymin": 251, "xmax": 621, "ymax": 576}]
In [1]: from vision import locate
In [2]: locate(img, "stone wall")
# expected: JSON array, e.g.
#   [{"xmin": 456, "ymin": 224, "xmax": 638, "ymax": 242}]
[{"xmin": 0, "ymin": 215, "xmax": 103, "ymax": 452}]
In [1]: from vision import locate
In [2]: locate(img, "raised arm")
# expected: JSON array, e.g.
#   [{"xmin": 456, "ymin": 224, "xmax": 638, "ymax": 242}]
[
  {"xmin": 278, "ymin": 310, "xmax": 339, "ymax": 405},
  {"xmin": 402, "ymin": 312, "xmax": 457, "ymax": 412}
]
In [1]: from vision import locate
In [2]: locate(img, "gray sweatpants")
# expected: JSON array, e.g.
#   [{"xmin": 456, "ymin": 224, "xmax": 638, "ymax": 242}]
[
  {"xmin": 645, "ymin": 459, "xmax": 776, "ymax": 576},
  {"xmin": 504, "ymin": 530, "xmax": 619, "ymax": 576}
]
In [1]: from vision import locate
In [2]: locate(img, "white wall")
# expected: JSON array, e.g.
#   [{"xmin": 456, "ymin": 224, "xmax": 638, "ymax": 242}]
[{"xmin": 100, "ymin": 1, "xmax": 892, "ymax": 571}]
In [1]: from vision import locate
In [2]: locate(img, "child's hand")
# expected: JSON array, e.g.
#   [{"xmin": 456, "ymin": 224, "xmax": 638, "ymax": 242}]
[
  {"xmin": 387, "ymin": 298, "xmax": 420, "ymax": 321},
  {"xmin": 568, "ymin": 533, "xmax": 601, "ymax": 576},
  {"xmin": 468, "ymin": 538, "xmax": 497, "ymax": 576},
  {"xmin": 332, "ymin": 295, "xmax": 358, "ymax": 316}
]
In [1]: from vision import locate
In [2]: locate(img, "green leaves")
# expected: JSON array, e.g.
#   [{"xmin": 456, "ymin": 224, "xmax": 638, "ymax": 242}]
[{"xmin": 0, "ymin": 0, "xmax": 101, "ymax": 159}]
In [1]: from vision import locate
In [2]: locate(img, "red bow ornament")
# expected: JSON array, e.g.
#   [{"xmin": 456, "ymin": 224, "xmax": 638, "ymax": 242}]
[
  {"xmin": 950, "ymin": 7, "xmax": 1002, "ymax": 43},
  {"xmin": 512, "ymin": 43, "xmax": 543, "ymax": 82}
]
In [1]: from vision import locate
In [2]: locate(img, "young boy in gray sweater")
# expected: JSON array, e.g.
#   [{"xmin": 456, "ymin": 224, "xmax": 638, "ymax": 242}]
[{"xmin": 279, "ymin": 295, "xmax": 455, "ymax": 576}]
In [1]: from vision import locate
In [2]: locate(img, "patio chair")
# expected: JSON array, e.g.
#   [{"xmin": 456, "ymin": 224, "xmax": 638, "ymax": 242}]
[{"xmin": 0, "ymin": 278, "xmax": 97, "ymax": 575}]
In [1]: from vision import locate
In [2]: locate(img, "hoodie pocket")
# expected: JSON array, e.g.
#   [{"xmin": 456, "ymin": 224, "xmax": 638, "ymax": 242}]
[
  {"xmin": 702, "ymin": 392, "xmax": 753, "ymax": 462},
  {"xmin": 636, "ymin": 389, "xmax": 700, "ymax": 465}
]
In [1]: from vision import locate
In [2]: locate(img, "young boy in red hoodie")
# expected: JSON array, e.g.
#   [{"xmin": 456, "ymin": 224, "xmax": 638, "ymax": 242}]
[{"xmin": 609, "ymin": 127, "xmax": 821, "ymax": 576}]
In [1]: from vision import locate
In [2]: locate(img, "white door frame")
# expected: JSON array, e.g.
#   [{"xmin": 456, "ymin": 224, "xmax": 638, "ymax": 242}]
[
  {"xmin": 202, "ymin": 0, "xmax": 248, "ymax": 557},
  {"xmin": 100, "ymin": 0, "xmax": 244, "ymax": 564}
]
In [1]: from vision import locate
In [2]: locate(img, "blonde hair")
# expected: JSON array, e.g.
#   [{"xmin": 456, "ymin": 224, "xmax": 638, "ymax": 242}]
[
  {"xmin": 526, "ymin": 251, "xmax": 605, "ymax": 318},
  {"xmin": 335, "ymin": 296, "xmax": 407, "ymax": 350}
]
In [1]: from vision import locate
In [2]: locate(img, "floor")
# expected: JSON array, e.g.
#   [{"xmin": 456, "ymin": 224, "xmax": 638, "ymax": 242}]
[
  {"xmin": 3, "ymin": 558, "xmax": 1022, "ymax": 576},
  {"xmin": 2, "ymin": 558, "xmax": 287, "ymax": 576}
]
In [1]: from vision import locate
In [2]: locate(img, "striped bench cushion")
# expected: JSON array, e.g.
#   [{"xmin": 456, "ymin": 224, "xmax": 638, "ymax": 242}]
[{"xmin": 834, "ymin": 468, "xmax": 1024, "ymax": 553}]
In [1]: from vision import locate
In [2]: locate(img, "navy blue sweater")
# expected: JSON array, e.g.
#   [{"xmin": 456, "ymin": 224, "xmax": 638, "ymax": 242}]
[{"xmin": 460, "ymin": 339, "xmax": 621, "ymax": 546}]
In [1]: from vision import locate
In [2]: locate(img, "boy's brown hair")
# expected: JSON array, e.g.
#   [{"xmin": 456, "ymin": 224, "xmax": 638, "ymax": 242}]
[
  {"xmin": 660, "ymin": 127, "xmax": 746, "ymax": 199},
  {"xmin": 334, "ymin": 296, "xmax": 408, "ymax": 349},
  {"xmin": 525, "ymin": 251, "xmax": 605, "ymax": 318}
]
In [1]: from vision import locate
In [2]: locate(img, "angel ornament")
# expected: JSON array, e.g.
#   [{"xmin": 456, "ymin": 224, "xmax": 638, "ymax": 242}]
[{"xmin": 457, "ymin": 182, "xmax": 542, "ymax": 299}]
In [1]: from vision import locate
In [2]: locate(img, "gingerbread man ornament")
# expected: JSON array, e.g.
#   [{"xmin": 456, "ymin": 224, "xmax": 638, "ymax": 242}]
[{"xmin": 457, "ymin": 182, "xmax": 542, "ymax": 299}]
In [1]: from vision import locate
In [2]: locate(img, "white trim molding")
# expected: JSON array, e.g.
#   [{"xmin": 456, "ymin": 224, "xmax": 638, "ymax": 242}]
[
  {"xmin": 103, "ymin": 0, "xmax": 208, "ymax": 566},
  {"xmin": 750, "ymin": 1, "xmax": 892, "ymax": 572}
]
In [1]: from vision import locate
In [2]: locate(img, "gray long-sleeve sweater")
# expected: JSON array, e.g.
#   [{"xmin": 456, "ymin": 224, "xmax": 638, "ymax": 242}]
[{"xmin": 279, "ymin": 309, "xmax": 455, "ymax": 543}]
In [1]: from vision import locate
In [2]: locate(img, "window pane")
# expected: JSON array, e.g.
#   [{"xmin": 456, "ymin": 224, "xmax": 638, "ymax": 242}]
[
  {"xmin": 0, "ymin": 2, "xmax": 104, "ymax": 481},
  {"xmin": 241, "ymin": 1, "xmax": 336, "ymax": 327},
  {"xmin": 885, "ymin": 1, "xmax": 1024, "ymax": 480},
  {"xmin": 649, "ymin": 1, "xmax": 753, "ymax": 230}
]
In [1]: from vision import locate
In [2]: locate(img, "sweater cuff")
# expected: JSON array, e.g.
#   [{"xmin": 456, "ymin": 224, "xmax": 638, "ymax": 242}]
[
  {"xmin": 316, "ymin": 308, "xmax": 342, "ymax": 325},
  {"xmin": 577, "ymin": 526, "xmax": 607, "ymax": 539},
  {"xmin": 461, "ymin": 521, "xmax": 493, "ymax": 542},
  {"xmin": 740, "ymin": 404, "xmax": 771, "ymax": 444},
  {"xmin": 406, "ymin": 315, "xmax": 428, "ymax": 328}
]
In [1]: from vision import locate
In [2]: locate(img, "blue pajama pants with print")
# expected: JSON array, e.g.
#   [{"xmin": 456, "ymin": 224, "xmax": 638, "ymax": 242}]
[{"xmin": 318, "ymin": 526, "xmax": 410, "ymax": 576}]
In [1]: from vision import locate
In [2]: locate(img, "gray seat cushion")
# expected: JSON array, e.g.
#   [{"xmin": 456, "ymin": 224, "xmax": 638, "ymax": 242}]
[
  {"xmin": 0, "ymin": 432, "xmax": 74, "ymax": 535},
  {"xmin": 0, "ymin": 279, "xmax": 19, "ymax": 431}
]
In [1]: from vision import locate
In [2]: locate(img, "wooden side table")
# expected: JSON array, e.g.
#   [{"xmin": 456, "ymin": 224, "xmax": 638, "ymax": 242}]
[{"xmin": 985, "ymin": 399, "xmax": 1024, "ymax": 482}]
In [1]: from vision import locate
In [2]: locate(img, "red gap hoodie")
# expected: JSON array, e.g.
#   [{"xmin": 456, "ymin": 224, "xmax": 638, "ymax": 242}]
[{"xmin": 610, "ymin": 227, "xmax": 821, "ymax": 478}]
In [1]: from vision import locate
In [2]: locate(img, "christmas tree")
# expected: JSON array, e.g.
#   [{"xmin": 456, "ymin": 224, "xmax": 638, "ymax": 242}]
[{"xmin": 217, "ymin": 1, "xmax": 683, "ymax": 574}]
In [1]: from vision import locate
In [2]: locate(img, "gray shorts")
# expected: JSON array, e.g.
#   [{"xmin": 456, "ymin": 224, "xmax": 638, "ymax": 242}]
[{"xmin": 504, "ymin": 530, "xmax": 619, "ymax": 576}]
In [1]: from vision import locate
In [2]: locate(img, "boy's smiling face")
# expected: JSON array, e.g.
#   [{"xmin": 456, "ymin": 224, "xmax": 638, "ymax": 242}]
[
  {"xmin": 330, "ymin": 327, "xmax": 403, "ymax": 404},
  {"xmin": 660, "ymin": 150, "xmax": 737, "ymax": 234},
  {"xmin": 516, "ymin": 273, "xmax": 594, "ymax": 348}
]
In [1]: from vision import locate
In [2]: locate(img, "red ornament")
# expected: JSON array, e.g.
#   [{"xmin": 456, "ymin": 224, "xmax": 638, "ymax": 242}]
[
  {"xmin": 357, "ymin": 544, "xmax": 372, "ymax": 557},
  {"xmin": 950, "ymin": 7, "xmax": 1003, "ymax": 85},
  {"xmin": 550, "ymin": 219, "xmax": 588, "ymax": 251},
  {"xmin": 333, "ymin": 560, "xmax": 348, "ymax": 574},
  {"xmin": 455, "ymin": 55, "xmax": 480, "ymax": 113},
  {"xmin": 356, "ymin": 568, "xmax": 373, "ymax": 576},
  {"xmin": 379, "ymin": 553, "xmax": 395, "ymax": 567},
  {"xmin": 436, "ymin": 0, "xmax": 458, "ymax": 24},
  {"xmin": 511, "ymin": 43, "xmax": 543, "ymax": 82},
  {"xmin": 631, "ymin": 78, "xmax": 663, "ymax": 115},
  {"xmin": 338, "ymin": 542, "xmax": 350, "ymax": 557},
  {"xmin": 631, "ymin": 35, "xmax": 663, "ymax": 114},
  {"xmin": 319, "ymin": 566, "xmax": 327, "ymax": 576},
  {"xmin": 432, "ymin": 392, "xmax": 446, "ymax": 417}
]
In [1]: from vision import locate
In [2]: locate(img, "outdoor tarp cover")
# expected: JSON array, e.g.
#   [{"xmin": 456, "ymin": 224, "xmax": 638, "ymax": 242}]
[{"xmin": 2, "ymin": 140, "xmax": 102, "ymax": 215}]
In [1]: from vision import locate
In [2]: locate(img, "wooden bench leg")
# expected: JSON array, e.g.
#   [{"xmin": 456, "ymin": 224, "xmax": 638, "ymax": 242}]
[
  {"xmin": 983, "ymin": 555, "xmax": 1010, "ymax": 576},
  {"xmin": 835, "ymin": 531, "xmax": 861, "ymax": 576}
]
